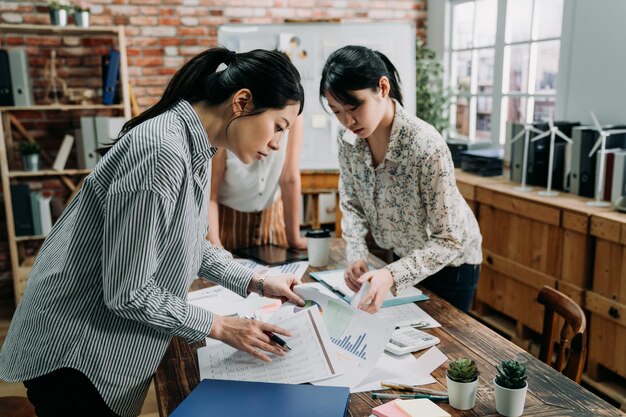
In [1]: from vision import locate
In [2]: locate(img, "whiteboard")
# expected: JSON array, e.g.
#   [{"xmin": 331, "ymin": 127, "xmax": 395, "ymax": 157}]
[{"xmin": 218, "ymin": 23, "xmax": 416, "ymax": 170}]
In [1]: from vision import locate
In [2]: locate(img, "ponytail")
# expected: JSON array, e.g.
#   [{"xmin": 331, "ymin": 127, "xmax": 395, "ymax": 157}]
[
  {"xmin": 101, "ymin": 47, "xmax": 304, "ymax": 155},
  {"xmin": 319, "ymin": 45, "xmax": 403, "ymax": 108}
]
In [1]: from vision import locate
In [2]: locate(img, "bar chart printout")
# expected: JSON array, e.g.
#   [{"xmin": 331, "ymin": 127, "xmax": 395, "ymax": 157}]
[{"xmin": 293, "ymin": 285, "xmax": 395, "ymax": 390}]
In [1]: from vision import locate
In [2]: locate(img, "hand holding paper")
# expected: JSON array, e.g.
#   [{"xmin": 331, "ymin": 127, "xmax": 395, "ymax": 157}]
[{"xmin": 353, "ymin": 267, "xmax": 396, "ymax": 313}]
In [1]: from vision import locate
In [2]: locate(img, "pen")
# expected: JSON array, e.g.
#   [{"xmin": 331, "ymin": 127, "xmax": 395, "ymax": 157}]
[
  {"xmin": 244, "ymin": 315, "xmax": 292, "ymax": 351},
  {"xmin": 380, "ymin": 382, "xmax": 448, "ymax": 396},
  {"xmin": 395, "ymin": 321, "xmax": 428, "ymax": 330},
  {"xmin": 371, "ymin": 392, "xmax": 449, "ymax": 402},
  {"xmin": 265, "ymin": 331, "xmax": 292, "ymax": 351}
]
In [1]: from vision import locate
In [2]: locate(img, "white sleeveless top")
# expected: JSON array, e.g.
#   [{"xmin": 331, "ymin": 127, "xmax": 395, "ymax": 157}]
[{"xmin": 219, "ymin": 135, "xmax": 288, "ymax": 212}]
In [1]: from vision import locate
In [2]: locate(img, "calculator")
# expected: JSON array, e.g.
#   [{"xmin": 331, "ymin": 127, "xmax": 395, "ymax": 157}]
[{"xmin": 385, "ymin": 327, "xmax": 440, "ymax": 355}]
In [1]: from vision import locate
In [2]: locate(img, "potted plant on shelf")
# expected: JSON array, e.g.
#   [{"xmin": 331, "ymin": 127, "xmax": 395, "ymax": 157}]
[
  {"xmin": 494, "ymin": 359, "xmax": 528, "ymax": 417},
  {"xmin": 446, "ymin": 357, "xmax": 480, "ymax": 410},
  {"xmin": 48, "ymin": 0, "xmax": 72, "ymax": 26},
  {"xmin": 19, "ymin": 141, "xmax": 41, "ymax": 172},
  {"xmin": 72, "ymin": 1, "xmax": 90, "ymax": 28}
]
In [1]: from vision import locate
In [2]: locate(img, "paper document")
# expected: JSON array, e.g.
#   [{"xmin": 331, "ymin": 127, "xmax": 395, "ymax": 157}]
[
  {"xmin": 310, "ymin": 269, "xmax": 428, "ymax": 307},
  {"xmin": 188, "ymin": 286, "xmax": 248, "ymax": 317},
  {"xmin": 272, "ymin": 284, "xmax": 395, "ymax": 390},
  {"xmin": 198, "ymin": 307, "xmax": 340, "ymax": 384},
  {"xmin": 374, "ymin": 303, "xmax": 441, "ymax": 329},
  {"xmin": 234, "ymin": 259, "xmax": 309, "ymax": 280}
]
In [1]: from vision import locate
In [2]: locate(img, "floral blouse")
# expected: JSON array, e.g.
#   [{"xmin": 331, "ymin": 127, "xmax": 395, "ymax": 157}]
[{"xmin": 338, "ymin": 101, "xmax": 482, "ymax": 292}]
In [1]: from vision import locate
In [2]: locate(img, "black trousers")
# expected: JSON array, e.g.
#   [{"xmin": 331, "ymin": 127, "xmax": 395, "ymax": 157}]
[
  {"xmin": 392, "ymin": 253, "xmax": 480, "ymax": 312},
  {"xmin": 23, "ymin": 368, "xmax": 120, "ymax": 417}
]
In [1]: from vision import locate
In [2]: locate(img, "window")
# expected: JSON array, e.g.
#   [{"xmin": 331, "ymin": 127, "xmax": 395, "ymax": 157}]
[{"xmin": 447, "ymin": 0, "xmax": 564, "ymax": 144}]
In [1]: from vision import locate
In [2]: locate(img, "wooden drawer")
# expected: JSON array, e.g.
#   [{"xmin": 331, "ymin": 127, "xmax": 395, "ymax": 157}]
[
  {"xmin": 586, "ymin": 292, "xmax": 626, "ymax": 380},
  {"xmin": 477, "ymin": 251, "xmax": 556, "ymax": 334}
]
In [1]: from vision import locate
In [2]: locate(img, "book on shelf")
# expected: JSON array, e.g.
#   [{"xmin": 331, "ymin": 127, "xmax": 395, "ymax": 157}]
[
  {"xmin": 11, "ymin": 184, "xmax": 33, "ymax": 236},
  {"xmin": 7, "ymin": 48, "xmax": 34, "ymax": 107},
  {"xmin": 52, "ymin": 134, "xmax": 75, "ymax": 171},
  {"xmin": 78, "ymin": 117, "xmax": 99, "ymax": 169},
  {"xmin": 102, "ymin": 49, "xmax": 121, "ymax": 105},
  {"xmin": 0, "ymin": 49, "xmax": 14, "ymax": 106},
  {"xmin": 612, "ymin": 151, "xmax": 626, "ymax": 203},
  {"xmin": 94, "ymin": 116, "xmax": 125, "ymax": 148}
]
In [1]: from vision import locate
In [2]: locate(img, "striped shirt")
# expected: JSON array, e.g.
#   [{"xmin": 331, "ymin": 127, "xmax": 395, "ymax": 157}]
[{"xmin": 0, "ymin": 100, "xmax": 255, "ymax": 417}]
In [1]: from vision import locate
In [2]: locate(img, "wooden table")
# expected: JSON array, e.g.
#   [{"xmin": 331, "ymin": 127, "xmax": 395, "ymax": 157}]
[{"xmin": 154, "ymin": 239, "xmax": 624, "ymax": 417}]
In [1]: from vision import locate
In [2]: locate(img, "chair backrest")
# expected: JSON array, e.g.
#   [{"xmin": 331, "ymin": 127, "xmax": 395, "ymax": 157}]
[{"xmin": 537, "ymin": 286, "xmax": 587, "ymax": 383}]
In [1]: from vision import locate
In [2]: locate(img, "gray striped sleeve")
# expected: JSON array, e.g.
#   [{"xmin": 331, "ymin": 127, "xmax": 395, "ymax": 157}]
[
  {"xmin": 198, "ymin": 240, "xmax": 255, "ymax": 298},
  {"xmin": 102, "ymin": 189, "xmax": 212, "ymax": 341}
]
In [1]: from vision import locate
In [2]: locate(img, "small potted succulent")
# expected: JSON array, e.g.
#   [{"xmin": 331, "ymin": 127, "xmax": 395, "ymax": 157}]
[
  {"xmin": 19, "ymin": 141, "xmax": 41, "ymax": 171},
  {"xmin": 72, "ymin": 1, "xmax": 90, "ymax": 28},
  {"xmin": 48, "ymin": 0, "xmax": 72, "ymax": 26},
  {"xmin": 446, "ymin": 357, "xmax": 479, "ymax": 410},
  {"xmin": 494, "ymin": 359, "xmax": 528, "ymax": 417}
]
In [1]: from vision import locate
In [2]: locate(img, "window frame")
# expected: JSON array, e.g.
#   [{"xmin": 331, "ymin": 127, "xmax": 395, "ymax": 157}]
[{"xmin": 446, "ymin": 0, "xmax": 564, "ymax": 145}]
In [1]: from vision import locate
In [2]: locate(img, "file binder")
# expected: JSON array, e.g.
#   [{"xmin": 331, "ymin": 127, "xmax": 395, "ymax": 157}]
[
  {"xmin": 0, "ymin": 49, "xmax": 14, "ymax": 106},
  {"xmin": 170, "ymin": 378, "xmax": 350, "ymax": 417},
  {"xmin": 7, "ymin": 48, "xmax": 34, "ymax": 106},
  {"xmin": 102, "ymin": 49, "xmax": 120, "ymax": 105}
]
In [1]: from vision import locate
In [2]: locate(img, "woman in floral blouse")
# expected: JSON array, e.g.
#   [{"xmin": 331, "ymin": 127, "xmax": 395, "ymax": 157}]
[{"xmin": 319, "ymin": 45, "xmax": 482, "ymax": 313}]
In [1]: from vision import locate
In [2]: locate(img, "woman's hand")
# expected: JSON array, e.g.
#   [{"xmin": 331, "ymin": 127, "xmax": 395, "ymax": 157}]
[
  {"xmin": 354, "ymin": 268, "xmax": 394, "ymax": 313},
  {"xmin": 344, "ymin": 260, "xmax": 368, "ymax": 292},
  {"xmin": 254, "ymin": 274, "xmax": 305, "ymax": 306},
  {"xmin": 208, "ymin": 315, "xmax": 290, "ymax": 362}
]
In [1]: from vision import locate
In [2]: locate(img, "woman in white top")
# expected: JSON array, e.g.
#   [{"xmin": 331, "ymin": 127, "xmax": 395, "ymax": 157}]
[{"xmin": 207, "ymin": 114, "xmax": 307, "ymax": 250}]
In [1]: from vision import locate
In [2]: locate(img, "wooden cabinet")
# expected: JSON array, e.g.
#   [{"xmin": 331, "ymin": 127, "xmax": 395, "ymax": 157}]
[
  {"xmin": 587, "ymin": 211, "xmax": 626, "ymax": 380},
  {"xmin": 0, "ymin": 24, "xmax": 130, "ymax": 304},
  {"xmin": 456, "ymin": 170, "xmax": 626, "ymax": 391}
]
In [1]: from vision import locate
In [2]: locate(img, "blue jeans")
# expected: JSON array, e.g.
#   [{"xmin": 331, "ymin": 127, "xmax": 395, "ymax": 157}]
[{"xmin": 421, "ymin": 264, "xmax": 480, "ymax": 312}]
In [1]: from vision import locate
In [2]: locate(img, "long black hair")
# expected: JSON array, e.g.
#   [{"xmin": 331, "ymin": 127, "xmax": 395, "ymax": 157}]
[
  {"xmin": 319, "ymin": 45, "xmax": 403, "ymax": 108},
  {"xmin": 102, "ymin": 47, "xmax": 304, "ymax": 154}
]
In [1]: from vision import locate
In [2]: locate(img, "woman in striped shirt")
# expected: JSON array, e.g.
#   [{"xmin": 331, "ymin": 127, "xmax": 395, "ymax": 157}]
[{"xmin": 0, "ymin": 48, "xmax": 306, "ymax": 417}]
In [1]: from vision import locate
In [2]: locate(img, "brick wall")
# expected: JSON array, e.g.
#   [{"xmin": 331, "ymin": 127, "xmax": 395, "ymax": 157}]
[{"xmin": 0, "ymin": 0, "xmax": 427, "ymax": 303}]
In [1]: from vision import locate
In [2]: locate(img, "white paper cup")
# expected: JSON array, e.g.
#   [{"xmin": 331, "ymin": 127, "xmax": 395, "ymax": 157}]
[{"xmin": 306, "ymin": 229, "xmax": 330, "ymax": 267}]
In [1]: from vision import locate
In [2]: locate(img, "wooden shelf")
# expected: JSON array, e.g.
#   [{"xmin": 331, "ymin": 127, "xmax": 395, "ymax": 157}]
[
  {"xmin": 9, "ymin": 169, "xmax": 91, "ymax": 178},
  {"xmin": 0, "ymin": 104, "xmax": 124, "ymax": 112},
  {"xmin": 0, "ymin": 23, "xmax": 121, "ymax": 36},
  {"xmin": 15, "ymin": 235, "xmax": 46, "ymax": 242}
]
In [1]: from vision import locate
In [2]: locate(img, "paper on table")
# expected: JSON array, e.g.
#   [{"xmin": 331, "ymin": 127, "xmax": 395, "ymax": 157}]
[
  {"xmin": 284, "ymin": 285, "xmax": 395, "ymax": 390},
  {"xmin": 188, "ymin": 286, "xmax": 248, "ymax": 317},
  {"xmin": 354, "ymin": 346, "xmax": 447, "ymax": 393},
  {"xmin": 374, "ymin": 303, "xmax": 441, "ymax": 329},
  {"xmin": 352, "ymin": 351, "xmax": 435, "ymax": 393},
  {"xmin": 234, "ymin": 259, "xmax": 309, "ymax": 280},
  {"xmin": 198, "ymin": 307, "xmax": 340, "ymax": 384},
  {"xmin": 411, "ymin": 346, "xmax": 447, "ymax": 378}
]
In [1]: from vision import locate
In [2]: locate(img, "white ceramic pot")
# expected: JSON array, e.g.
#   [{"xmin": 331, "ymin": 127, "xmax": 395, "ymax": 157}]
[
  {"xmin": 446, "ymin": 374, "xmax": 478, "ymax": 410},
  {"xmin": 74, "ymin": 11, "xmax": 90, "ymax": 27},
  {"xmin": 49, "ymin": 9, "xmax": 68, "ymax": 26},
  {"xmin": 494, "ymin": 378, "xmax": 528, "ymax": 417}
]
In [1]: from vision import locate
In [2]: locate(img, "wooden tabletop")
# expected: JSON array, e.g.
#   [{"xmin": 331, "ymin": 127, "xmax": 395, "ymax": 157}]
[{"xmin": 153, "ymin": 239, "xmax": 624, "ymax": 417}]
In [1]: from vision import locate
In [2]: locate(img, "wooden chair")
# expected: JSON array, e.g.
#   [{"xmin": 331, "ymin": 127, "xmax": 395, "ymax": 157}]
[
  {"xmin": 537, "ymin": 286, "xmax": 587, "ymax": 383},
  {"xmin": 0, "ymin": 396, "xmax": 35, "ymax": 417}
]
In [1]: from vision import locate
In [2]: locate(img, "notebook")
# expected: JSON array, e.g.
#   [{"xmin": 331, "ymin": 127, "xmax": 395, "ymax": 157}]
[
  {"xmin": 394, "ymin": 398, "xmax": 451, "ymax": 417},
  {"xmin": 169, "ymin": 378, "xmax": 350, "ymax": 417},
  {"xmin": 372, "ymin": 399, "xmax": 406, "ymax": 417}
]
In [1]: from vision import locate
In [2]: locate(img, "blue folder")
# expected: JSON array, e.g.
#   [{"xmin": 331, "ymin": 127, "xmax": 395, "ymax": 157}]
[
  {"xmin": 310, "ymin": 269, "xmax": 429, "ymax": 307},
  {"xmin": 170, "ymin": 379, "xmax": 350, "ymax": 417},
  {"xmin": 102, "ymin": 49, "xmax": 120, "ymax": 105}
]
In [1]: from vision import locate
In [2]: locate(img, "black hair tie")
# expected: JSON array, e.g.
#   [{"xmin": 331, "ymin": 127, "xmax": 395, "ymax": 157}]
[{"xmin": 225, "ymin": 51, "xmax": 236, "ymax": 65}]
